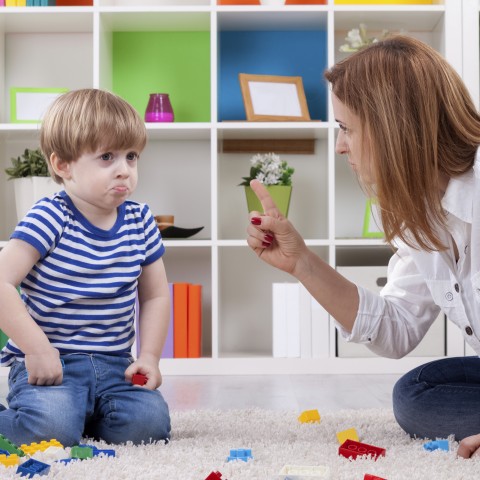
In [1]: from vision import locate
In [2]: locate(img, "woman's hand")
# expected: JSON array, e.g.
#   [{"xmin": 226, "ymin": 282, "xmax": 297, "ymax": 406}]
[
  {"xmin": 246, "ymin": 179, "xmax": 308, "ymax": 276},
  {"xmin": 457, "ymin": 434, "xmax": 480, "ymax": 459}
]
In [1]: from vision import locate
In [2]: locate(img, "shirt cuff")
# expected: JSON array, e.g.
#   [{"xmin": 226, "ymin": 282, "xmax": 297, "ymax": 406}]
[{"xmin": 336, "ymin": 284, "xmax": 385, "ymax": 344}]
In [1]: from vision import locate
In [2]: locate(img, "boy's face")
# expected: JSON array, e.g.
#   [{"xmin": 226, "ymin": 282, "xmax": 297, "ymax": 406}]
[{"xmin": 61, "ymin": 147, "xmax": 140, "ymax": 213}]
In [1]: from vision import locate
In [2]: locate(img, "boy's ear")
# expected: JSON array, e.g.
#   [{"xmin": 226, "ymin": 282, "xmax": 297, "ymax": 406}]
[{"xmin": 49, "ymin": 153, "xmax": 71, "ymax": 180}]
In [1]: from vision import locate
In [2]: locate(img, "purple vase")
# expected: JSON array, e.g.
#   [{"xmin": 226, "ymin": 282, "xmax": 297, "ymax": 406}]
[{"xmin": 144, "ymin": 93, "xmax": 174, "ymax": 122}]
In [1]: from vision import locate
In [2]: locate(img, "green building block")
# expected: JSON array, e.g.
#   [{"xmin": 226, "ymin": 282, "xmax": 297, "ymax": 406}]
[
  {"xmin": 71, "ymin": 446, "xmax": 93, "ymax": 460},
  {"xmin": 0, "ymin": 434, "xmax": 25, "ymax": 457}
]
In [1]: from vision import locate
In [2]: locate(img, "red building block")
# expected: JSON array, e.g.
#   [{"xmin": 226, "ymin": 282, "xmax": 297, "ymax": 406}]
[
  {"xmin": 132, "ymin": 373, "xmax": 147, "ymax": 386},
  {"xmin": 364, "ymin": 475, "xmax": 387, "ymax": 480},
  {"xmin": 339, "ymin": 439, "xmax": 386, "ymax": 461},
  {"xmin": 205, "ymin": 472, "xmax": 223, "ymax": 480}
]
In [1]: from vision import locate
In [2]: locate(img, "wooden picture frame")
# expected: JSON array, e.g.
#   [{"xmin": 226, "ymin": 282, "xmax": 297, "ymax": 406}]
[
  {"xmin": 239, "ymin": 73, "xmax": 311, "ymax": 122},
  {"xmin": 10, "ymin": 87, "xmax": 69, "ymax": 124},
  {"xmin": 362, "ymin": 198, "xmax": 384, "ymax": 238}
]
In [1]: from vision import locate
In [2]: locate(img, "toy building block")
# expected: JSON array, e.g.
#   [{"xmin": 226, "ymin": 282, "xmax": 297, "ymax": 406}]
[
  {"xmin": 278, "ymin": 464, "xmax": 331, "ymax": 479},
  {"xmin": 336, "ymin": 427, "xmax": 359, "ymax": 444},
  {"xmin": 32, "ymin": 446, "xmax": 68, "ymax": 463},
  {"xmin": 0, "ymin": 434, "xmax": 25, "ymax": 456},
  {"xmin": 16, "ymin": 458, "xmax": 50, "ymax": 478},
  {"xmin": 226, "ymin": 448, "xmax": 253, "ymax": 462},
  {"xmin": 423, "ymin": 439, "xmax": 449, "ymax": 452},
  {"xmin": 132, "ymin": 373, "xmax": 148, "ymax": 386},
  {"xmin": 364, "ymin": 475, "xmax": 387, "ymax": 480},
  {"xmin": 205, "ymin": 471, "xmax": 224, "ymax": 480},
  {"xmin": 20, "ymin": 439, "xmax": 63, "ymax": 456},
  {"xmin": 71, "ymin": 445, "xmax": 94, "ymax": 460},
  {"xmin": 0, "ymin": 453, "xmax": 20, "ymax": 467},
  {"xmin": 339, "ymin": 439, "xmax": 385, "ymax": 461},
  {"xmin": 298, "ymin": 409, "xmax": 321, "ymax": 424},
  {"xmin": 81, "ymin": 444, "xmax": 115, "ymax": 457}
]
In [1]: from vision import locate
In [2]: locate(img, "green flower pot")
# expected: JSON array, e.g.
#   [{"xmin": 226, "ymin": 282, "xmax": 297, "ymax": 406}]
[{"xmin": 244, "ymin": 185, "xmax": 292, "ymax": 218}]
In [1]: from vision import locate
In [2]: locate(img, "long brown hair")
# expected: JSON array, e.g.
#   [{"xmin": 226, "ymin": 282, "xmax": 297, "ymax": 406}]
[{"xmin": 325, "ymin": 35, "xmax": 480, "ymax": 251}]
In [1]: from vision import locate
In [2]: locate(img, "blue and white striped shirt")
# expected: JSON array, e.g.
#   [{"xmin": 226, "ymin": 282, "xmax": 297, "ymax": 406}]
[{"xmin": 1, "ymin": 191, "xmax": 164, "ymax": 366}]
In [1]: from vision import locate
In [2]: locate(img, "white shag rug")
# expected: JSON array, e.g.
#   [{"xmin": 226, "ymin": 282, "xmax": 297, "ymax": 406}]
[{"xmin": 1, "ymin": 408, "xmax": 478, "ymax": 479}]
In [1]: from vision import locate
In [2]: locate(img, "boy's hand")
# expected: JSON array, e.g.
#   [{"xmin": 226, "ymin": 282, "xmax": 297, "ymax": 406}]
[
  {"xmin": 25, "ymin": 348, "xmax": 63, "ymax": 386},
  {"xmin": 125, "ymin": 355, "xmax": 162, "ymax": 390}
]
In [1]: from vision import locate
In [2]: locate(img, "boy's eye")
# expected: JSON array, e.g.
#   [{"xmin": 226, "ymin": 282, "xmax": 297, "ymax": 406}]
[
  {"xmin": 100, "ymin": 153, "xmax": 113, "ymax": 161},
  {"xmin": 127, "ymin": 152, "xmax": 138, "ymax": 161}
]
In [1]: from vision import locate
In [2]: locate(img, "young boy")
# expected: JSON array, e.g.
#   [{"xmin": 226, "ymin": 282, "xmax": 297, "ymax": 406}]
[{"xmin": 0, "ymin": 89, "xmax": 171, "ymax": 446}]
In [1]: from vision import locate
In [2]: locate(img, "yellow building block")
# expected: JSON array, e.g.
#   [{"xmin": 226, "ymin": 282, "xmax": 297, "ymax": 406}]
[
  {"xmin": 6, "ymin": 0, "xmax": 26, "ymax": 5},
  {"xmin": 20, "ymin": 439, "xmax": 63, "ymax": 456},
  {"xmin": 298, "ymin": 409, "xmax": 321, "ymax": 424},
  {"xmin": 336, "ymin": 427, "xmax": 359, "ymax": 445},
  {"xmin": 0, "ymin": 454, "xmax": 20, "ymax": 467}
]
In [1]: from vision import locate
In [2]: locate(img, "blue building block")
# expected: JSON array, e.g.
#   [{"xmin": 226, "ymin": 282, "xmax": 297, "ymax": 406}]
[
  {"xmin": 16, "ymin": 458, "xmax": 50, "ymax": 478},
  {"xmin": 423, "ymin": 440, "xmax": 449, "ymax": 452},
  {"xmin": 227, "ymin": 448, "xmax": 253, "ymax": 462},
  {"xmin": 81, "ymin": 444, "xmax": 116, "ymax": 457}
]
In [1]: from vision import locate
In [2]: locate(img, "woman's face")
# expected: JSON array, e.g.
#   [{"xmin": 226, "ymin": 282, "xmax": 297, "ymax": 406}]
[{"xmin": 332, "ymin": 93, "xmax": 373, "ymax": 184}]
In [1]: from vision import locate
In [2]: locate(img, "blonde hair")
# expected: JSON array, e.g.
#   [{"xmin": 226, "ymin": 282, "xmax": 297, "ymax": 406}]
[
  {"xmin": 40, "ymin": 89, "xmax": 147, "ymax": 184},
  {"xmin": 325, "ymin": 35, "xmax": 480, "ymax": 251}
]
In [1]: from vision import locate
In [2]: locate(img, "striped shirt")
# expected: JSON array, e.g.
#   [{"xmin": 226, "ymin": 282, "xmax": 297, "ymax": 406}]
[{"xmin": 1, "ymin": 191, "xmax": 164, "ymax": 366}]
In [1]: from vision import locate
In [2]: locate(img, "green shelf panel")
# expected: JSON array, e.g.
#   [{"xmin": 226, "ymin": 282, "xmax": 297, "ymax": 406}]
[{"xmin": 113, "ymin": 31, "xmax": 211, "ymax": 123}]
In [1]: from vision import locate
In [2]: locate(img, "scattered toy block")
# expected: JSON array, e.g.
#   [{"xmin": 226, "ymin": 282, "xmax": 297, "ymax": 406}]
[
  {"xmin": 70, "ymin": 445, "xmax": 94, "ymax": 460},
  {"xmin": 20, "ymin": 439, "xmax": 63, "ymax": 456},
  {"xmin": 339, "ymin": 439, "xmax": 385, "ymax": 461},
  {"xmin": 81, "ymin": 444, "xmax": 115, "ymax": 457},
  {"xmin": 336, "ymin": 428, "xmax": 359, "ymax": 444},
  {"xmin": 205, "ymin": 471, "xmax": 224, "ymax": 480},
  {"xmin": 132, "ymin": 373, "xmax": 148, "ymax": 386},
  {"xmin": 364, "ymin": 475, "xmax": 387, "ymax": 480},
  {"xmin": 423, "ymin": 440, "xmax": 449, "ymax": 452},
  {"xmin": 16, "ymin": 458, "xmax": 50, "ymax": 478},
  {"xmin": 226, "ymin": 448, "xmax": 253, "ymax": 462},
  {"xmin": 298, "ymin": 409, "xmax": 321, "ymax": 424},
  {"xmin": 0, "ymin": 434, "xmax": 25, "ymax": 457},
  {"xmin": 0, "ymin": 453, "xmax": 19, "ymax": 467},
  {"xmin": 32, "ymin": 446, "xmax": 68, "ymax": 463},
  {"xmin": 278, "ymin": 464, "xmax": 331, "ymax": 479}
]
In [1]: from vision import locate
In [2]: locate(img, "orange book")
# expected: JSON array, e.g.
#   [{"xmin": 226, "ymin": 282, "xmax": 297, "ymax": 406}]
[
  {"xmin": 173, "ymin": 283, "xmax": 189, "ymax": 358},
  {"xmin": 187, "ymin": 284, "xmax": 202, "ymax": 358}
]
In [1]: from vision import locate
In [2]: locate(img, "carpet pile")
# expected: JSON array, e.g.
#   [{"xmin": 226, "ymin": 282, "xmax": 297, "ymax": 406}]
[{"xmin": 1, "ymin": 408, "xmax": 478, "ymax": 479}]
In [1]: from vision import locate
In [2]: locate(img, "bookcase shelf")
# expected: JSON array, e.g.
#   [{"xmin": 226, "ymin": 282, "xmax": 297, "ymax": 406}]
[{"xmin": 0, "ymin": 0, "xmax": 471, "ymax": 374}]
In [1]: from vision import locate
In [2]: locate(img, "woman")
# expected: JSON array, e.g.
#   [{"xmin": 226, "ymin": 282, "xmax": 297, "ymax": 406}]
[{"xmin": 246, "ymin": 35, "xmax": 480, "ymax": 459}]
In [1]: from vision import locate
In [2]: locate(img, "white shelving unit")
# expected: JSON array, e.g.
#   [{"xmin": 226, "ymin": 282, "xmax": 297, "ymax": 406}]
[{"xmin": 0, "ymin": 0, "xmax": 471, "ymax": 375}]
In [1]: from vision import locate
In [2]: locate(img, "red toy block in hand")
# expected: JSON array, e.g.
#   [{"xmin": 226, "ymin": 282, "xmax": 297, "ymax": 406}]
[
  {"xmin": 132, "ymin": 373, "xmax": 148, "ymax": 386},
  {"xmin": 339, "ymin": 439, "xmax": 386, "ymax": 461},
  {"xmin": 364, "ymin": 475, "xmax": 387, "ymax": 480}
]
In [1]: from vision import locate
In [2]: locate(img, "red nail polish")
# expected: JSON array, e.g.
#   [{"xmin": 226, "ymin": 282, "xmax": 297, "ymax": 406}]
[
  {"xmin": 251, "ymin": 217, "xmax": 262, "ymax": 225},
  {"xmin": 264, "ymin": 234, "xmax": 274, "ymax": 242}
]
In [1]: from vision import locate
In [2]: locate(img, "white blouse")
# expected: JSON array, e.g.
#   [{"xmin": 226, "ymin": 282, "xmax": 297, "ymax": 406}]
[{"xmin": 338, "ymin": 152, "xmax": 480, "ymax": 358}]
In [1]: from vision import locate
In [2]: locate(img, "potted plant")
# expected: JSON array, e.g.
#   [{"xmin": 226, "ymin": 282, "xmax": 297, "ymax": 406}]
[
  {"xmin": 5, "ymin": 148, "xmax": 60, "ymax": 221},
  {"xmin": 239, "ymin": 152, "xmax": 294, "ymax": 217}
]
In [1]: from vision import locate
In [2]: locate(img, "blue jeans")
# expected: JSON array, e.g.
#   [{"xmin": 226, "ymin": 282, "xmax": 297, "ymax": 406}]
[
  {"xmin": 393, "ymin": 356, "xmax": 480, "ymax": 441},
  {"xmin": 0, "ymin": 353, "xmax": 171, "ymax": 446}
]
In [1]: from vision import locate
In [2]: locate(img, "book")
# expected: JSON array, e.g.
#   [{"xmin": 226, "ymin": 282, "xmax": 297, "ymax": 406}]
[
  {"xmin": 173, "ymin": 283, "xmax": 189, "ymax": 358},
  {"xmin": 272, "ymin": 283, "xmax": 287, "ymax": 357},
  {"xmin": 299, "ymin": 284, "xmax": 312, "ymax": 358},
  {"xmin": 161, "ymin": 283, "xmax": 174, "ymax": 359},
  {"xmin": 311, "ymin": 296, "xmax": 330, "ymax": 358},
  {"xmin": 285, "ymin": 283, "xmax": 300, "ymax": 358},
  {"xmin": 187, "ymin": 284, "xmax": 202, "ymax": 358}
]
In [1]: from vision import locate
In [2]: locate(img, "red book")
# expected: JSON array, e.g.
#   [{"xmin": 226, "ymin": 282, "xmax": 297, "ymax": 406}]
[
  {"xmin": 173, "ymin": 283, "xmax": 189, "ymax": 358},
  {"xmin": 187, "ymin": 284, "xmax": 202, "ymax": 358}
]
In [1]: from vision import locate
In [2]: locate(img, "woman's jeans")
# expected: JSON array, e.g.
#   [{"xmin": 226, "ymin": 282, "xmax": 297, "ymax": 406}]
[
  {"xmin": 393, "ymin": 356, "xmax": 480, "ymax": 441},
  {"xmin": 0, "ymin": 353, "xmax": 171, "ymax": 447}
]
